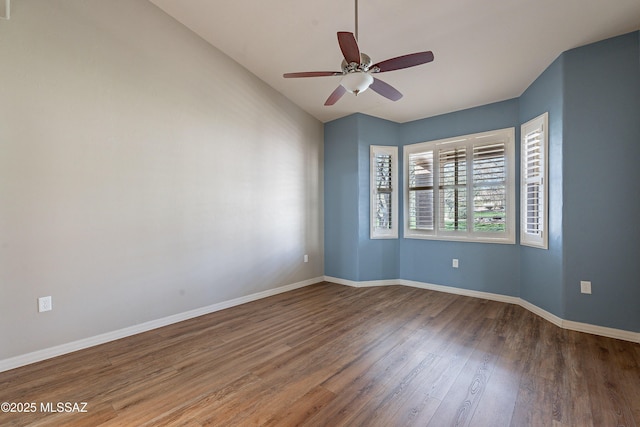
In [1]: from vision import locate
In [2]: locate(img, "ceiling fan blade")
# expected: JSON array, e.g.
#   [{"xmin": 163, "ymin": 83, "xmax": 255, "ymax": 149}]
[
  {"xmin": 337, "ymin": 32, "xmax": 361, "ymax": 64},
  {"xmin": 324, "ymin": 85, "xmax": 347, "ymax": 106},
  {"xmin": 372, "ymin": 51, "xmax": 434, "ymax": 73},
  {"xmin": 370, "ymin": 78, "xmax": 403, "ymax": 101},
  {"xmin": 283, "ymin": 71, "xmax": 342, "ymax": 78}
]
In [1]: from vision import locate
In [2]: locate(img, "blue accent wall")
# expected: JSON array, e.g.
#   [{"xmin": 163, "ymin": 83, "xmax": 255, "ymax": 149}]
[
  {"xmin": 399, "ymin": 100, "xmax": 521, "ymax": 297},
  {"xmin": 562, "ymin": 32, "xmax": 640, "ymax": 331},
  {"xmin": 324, "ymin": 115, "xmax": 360, "ymax": 280},
  {"xmin": 402, "ymin": 99, "xmax": 520, "ymax": 145},
  {"xmin": 519, "ymin": 56, "xmax": 565, "ymax": 316},
  {"xmin": 324, "ymin": 113, "xmax": 401, "ymax": 281},
  {"xmin": 323, "ymin": 31, "xmax": 640, "ymax": 333},
  {"xmin": 354, "ymin": 114, "xmax": 401, "ymax": 280}
]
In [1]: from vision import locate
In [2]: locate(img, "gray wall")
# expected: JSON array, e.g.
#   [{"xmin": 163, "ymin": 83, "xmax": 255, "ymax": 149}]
[{"xmin": 0, "ymin": 0, "xmax": 324, "ymax": 360}]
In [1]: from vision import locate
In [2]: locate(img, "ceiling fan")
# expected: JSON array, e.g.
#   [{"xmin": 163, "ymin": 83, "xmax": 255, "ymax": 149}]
[{"xmin": 283, "ymin": 0, "xmax": 434, "ymax": 106}]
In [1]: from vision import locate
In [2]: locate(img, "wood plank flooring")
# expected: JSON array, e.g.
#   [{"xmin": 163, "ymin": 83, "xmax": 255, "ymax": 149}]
[{"xmin": 1, "ymin": 282, "xmax": 639, "ymax": 426}]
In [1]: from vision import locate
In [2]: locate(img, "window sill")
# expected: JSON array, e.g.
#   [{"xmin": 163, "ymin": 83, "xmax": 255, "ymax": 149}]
[{"xmin": 403, "ymin": 232, "xmax": 515, "ymax": 245}]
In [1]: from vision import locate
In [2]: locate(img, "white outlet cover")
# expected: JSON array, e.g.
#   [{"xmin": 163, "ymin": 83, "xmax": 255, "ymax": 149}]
[
  {"xmin": 38, "ymin": 296, "xmax": 52, "ymax": 312},
  {"xmin": 452, "ymin": 259, "xmax": 459, "ymax": 268},
  {"xmin": 580, "ymin": 281, "xmax": 592, "ymax": 294}
]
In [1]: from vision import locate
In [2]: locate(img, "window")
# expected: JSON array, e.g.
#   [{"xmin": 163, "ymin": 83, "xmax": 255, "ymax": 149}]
[
  {"xmin": 404, "ymin": 128, "xmax": 515, "ymax": 243},
  {"xmin": 370, "ymin": 146, "xmax": 398, "ymax": 239},
  {"xmin": 520, "ymin": 112, "xmax": 548, "ymax": 249}
]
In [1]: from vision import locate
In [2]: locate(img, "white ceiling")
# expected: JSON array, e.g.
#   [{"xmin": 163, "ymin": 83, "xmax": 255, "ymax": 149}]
[{"xmin": 150, "ymin": 0, "xmax": 640, "ymax": 124}]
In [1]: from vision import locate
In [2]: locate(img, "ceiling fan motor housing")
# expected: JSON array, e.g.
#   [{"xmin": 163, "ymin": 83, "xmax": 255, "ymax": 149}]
[{"xmin": 341, "ymin": 53, "xmax": 373, "ymax": 73}]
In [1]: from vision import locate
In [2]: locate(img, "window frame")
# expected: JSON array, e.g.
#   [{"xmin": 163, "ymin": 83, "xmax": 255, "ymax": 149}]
[
  {"xmin": 403, "ymin": 127, "xmax": 516, "ymax": 244},
  {"xmin": 520, "ymin": 112, "xmax": 549, "ymax": 249},
  {"xmin": 370, "ymin": 145, "xmax": 398, "ymax": 239}
]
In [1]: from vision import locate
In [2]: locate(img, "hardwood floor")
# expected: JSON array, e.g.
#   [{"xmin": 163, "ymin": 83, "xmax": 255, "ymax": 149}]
[{"xmin": 1, "ymin": 282, "xmax": 639, "ymax": 426}]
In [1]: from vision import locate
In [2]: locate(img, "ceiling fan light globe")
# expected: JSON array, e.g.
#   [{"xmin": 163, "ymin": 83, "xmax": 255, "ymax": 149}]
[{"xmin": 341, "ymin": 72, "xmax": 373, "ymax": 95}]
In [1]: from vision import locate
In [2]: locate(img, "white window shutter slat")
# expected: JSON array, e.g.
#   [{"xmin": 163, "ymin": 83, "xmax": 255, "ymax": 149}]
[
  {"xmin": 371, "ymin": 146, "xmax": 398, "ymax": 239},
  {"xmin": 520, "ymin": 113, "xmax": 549, "ymax": 249}
]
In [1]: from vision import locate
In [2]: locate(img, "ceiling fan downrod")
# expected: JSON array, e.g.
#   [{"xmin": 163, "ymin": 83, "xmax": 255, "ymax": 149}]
[{"xmin": 354, "ymin": 0, "xmax": 359, "ymax": 41}]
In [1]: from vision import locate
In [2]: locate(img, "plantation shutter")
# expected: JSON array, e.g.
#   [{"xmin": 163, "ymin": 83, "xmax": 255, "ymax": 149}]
[
  {"xmin": 371, "ymin": 146, "xmax": 398, "ymax": 239},
  {"xmin": 520, "ymin": 113, "xmax": 548, "ymax": 249},
  {"xmin": 438, "ymin": 147, "xmax": 467, "ymax": 231},
  {"xmin": 374, "ymin": 153, "xmax": 392, "ymax": 229},
  {"xmin": 472, "ymin": 142, "xmax": 507, "ymax": 233},
  {"xmin": 407, "ymin": 151, "xmax": 434, "ymax": 231},
  {"xmin": 404, "ymin": 127, "xmax": 515, "ymax": 243}
]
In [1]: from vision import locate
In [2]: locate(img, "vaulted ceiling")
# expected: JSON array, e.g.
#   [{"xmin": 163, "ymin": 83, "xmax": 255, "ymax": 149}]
[{"xmin": 150, "ymin": 0, "xmax": 640, "ymax": 123}]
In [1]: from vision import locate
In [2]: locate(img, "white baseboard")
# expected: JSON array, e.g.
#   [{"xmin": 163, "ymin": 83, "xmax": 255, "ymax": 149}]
[
  {"xmin": 3, "ymin": 275, "xmax": 637, "ymax": 373},
  {"xmin": 324, "ymin": 276, "xmax": 640, "ymax": 344},
  {"xmin": 561, "ymin": 319, "xmax": 639, "ymax": 343},
  {"xmin": 324, "ymin": 276, "xmax": 520, "ymax": 305},
  {"xmin": 398, "ymin": 279, "xmax": 521, "ymax": 305},
  {"xmin": 324, "ymin": 276, "xmax": 397, "ymax": 288},
  {"xmin": 0, "ymin": 276, "xmax": 323, "ymax": 373},
  {"xmin": 517, "ymin": 298, "xmax": 564, "ymax": 328}
]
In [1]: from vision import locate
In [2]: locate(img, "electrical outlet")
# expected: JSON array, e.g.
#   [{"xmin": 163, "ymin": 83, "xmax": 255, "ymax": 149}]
[
  {"xmin": 452, "ymin": 259, "xmax": 459, "ymax": 268},
  {"xmin": 38, "ymin": 296, "xmax": 52, "ymax": 312},
  {"xmin": 304, "ymin": 254, "xmax": 309, "ymax": 263},
  {"xmin": 580, "ymin": 281, "xmax": 592, "ymax": 294}
]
